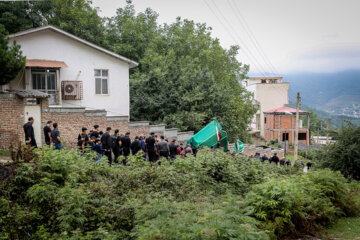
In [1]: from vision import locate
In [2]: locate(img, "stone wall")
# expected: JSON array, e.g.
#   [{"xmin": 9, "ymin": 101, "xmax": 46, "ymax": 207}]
[{"xmin": 0, "ymin": 93, "xmax": 24, "ymax": 149}]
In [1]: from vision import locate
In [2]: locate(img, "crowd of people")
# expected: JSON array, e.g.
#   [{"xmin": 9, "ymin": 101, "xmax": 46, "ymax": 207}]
[
  {"xmin": 23, "ymin": 117, "xmax": 193, "ymax": 166},
  {"xmin": 252, "ymin": 152, "xmax": 313, "ymax": 171}
]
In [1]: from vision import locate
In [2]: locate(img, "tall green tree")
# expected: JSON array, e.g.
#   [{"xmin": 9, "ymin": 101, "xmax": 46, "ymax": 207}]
[
  {"xmin": 0, "ymin": 25, "xmax": 26, "ymax": 86},
  {"xmin": 0, "ymin": 0, "xmax": 105, "ymax": 46},
  {"xmin": 107, "ymin": 2, "xmax": 256, "ymax": 141},
  {"xmin": 320, "ymin": 122, "xmax": 360, "ymax": 180}
]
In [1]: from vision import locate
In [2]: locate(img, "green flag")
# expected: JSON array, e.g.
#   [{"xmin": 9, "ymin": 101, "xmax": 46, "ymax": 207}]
[{"xmin": 234, "ymin": 137, "xmax": 244, "ymax": 154}]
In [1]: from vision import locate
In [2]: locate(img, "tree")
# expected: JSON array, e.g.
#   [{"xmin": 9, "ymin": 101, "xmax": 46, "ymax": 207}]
[
  {"xmin": 106, "ymin": 2, "xmax": 256, "ymax": 141},
  {"xmin": 320, "ymin": 122, "xmax": 360, "ymax": 180},
  {"xmin": 0, "ymin": 25, "xmax": 26, "ymax": 86},
  {"xmin": 0, "ymin": 0, "xmax": 105, "ymax": 46},
  {"xmin": 0, "ymin": 1, "xmax": 53, "ymax": 34}
]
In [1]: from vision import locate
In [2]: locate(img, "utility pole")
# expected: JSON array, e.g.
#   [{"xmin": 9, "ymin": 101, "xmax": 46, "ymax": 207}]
[
  {"xmin": 293, "ymin": 92, "xmax": 300, "ymax": 166},
  {"xmin": 326, "ymin": 118, "xmax": 331, "ymax": 144}
]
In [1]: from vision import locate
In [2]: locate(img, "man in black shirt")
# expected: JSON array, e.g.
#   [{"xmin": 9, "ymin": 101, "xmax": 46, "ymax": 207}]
[
  {"xmin": 121, "ymin": 132, "xmax": 131, "ymax": 165},
  {"xmin": 131, "ymin": 136, "xmax": 141, "ymax": 155},
  {"xmin": 90, "ymin": 124, "xmax": 100, "ymax": 139},
  {"xmin": 51, "ymin": 122, "xmax": 62, "ymax": 150},
  {"xmin": 43, "ymin": 120, "xmax": 52, "ymax": 146},
  {"xmin": 112, "ymin": 129, "xmax": 121, "ymax": 164},
  {"xmin": 23, "ymin": 117, "xmax": 37, "ymax": 148},
  {"xmin": 101, "ymin": 127, "xmax": 113, "ymax": 165},
  {"xmin": 169, "ymin": 139, "xmax": 178, "ymax": 159},
  {"xmin": 271, "ymin": 153, "xmax": 280, "ymax": 165},
  {"xmin": 146, "ymin": 132, "xmax": 156, "ymax": 162}
]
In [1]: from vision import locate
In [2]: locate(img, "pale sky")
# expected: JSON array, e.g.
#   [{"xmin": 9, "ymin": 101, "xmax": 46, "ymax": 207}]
[{"xmin": 92, "ymin": 0, "xmax": 360, "ymax": 75}]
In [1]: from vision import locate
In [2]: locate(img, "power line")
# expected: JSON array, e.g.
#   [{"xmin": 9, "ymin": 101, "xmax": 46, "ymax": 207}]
[
  {"xmin": 203, "ymin": 0, "xmax": 267, "ymax": 77},
  {"xmin": 229, "ymin": 0, "xmax": 280, "ymax": 76},
  {"xmin": 210, "ymin": 0, "xmax": 272, "ymax": 77}
]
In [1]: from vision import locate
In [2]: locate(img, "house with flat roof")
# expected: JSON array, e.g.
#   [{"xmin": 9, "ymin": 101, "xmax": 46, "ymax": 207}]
[{"xmin": 244, "ymin": 76, "xmax": 289, "ymax": 137}]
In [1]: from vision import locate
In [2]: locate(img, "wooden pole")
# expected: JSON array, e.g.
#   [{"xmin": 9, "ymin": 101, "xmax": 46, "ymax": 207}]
[
  {"xmin": 326, "ymin": 118, "xmax": 331, "ymax": 144},
  {"xmin": 293, "ymin": 92, "xmax": 300, "ymax": 166}
]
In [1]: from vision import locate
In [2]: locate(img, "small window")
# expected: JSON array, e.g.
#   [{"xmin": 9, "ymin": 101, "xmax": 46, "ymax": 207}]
[
  {"xmin": 269, "ymin": 80, "xmax": 277, "ymax": 84},
  {"xmin": 264, "ymin": 117, "xmax": 267, "ymax": 124},
  {"xmin": 94, "ymin": 69, "xmax": 108, "ymax": 95},
  {"xmin": 261, "ymin": 79, "xmax": 267, "ymax": 83},
  {"xmin": 298, "ymin": 133, "xmax": 307, "ymax": 140}
]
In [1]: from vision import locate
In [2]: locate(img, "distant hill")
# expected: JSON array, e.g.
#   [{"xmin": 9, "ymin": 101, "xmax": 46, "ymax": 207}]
[{"xmin": 286, "ymin": 70, "xmax": 360, "ymax": 119}]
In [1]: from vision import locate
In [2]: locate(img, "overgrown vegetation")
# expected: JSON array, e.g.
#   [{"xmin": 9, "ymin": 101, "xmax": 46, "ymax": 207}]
[
  {"xmin": 300, "ymin": 122, "xmax": 360, "ymax": 180},
  {"xmin": 0, "ymin": 147, "xmax": 358, "ymax": 239}
]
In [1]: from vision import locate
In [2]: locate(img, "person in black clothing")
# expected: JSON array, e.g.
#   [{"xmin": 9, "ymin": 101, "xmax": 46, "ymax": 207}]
[
  {"xmin": 261, "ymin": 154, "xmax": 268, "ymax": 163},
  {"xmin": 169, "ymin": 139, "xmax": 178, "ymax": 159},
  {"xmin": 90, "ymin": 124, "xmax": 100, "ymax": 138},
  {"xmin": 43, "ymin": 120, "xmax": 52, "ymax": 146},
  {"xmin": 51, "ymin": 122, "xmax": 62, "ymax": 150},
  {"xmin": 77, "ymin": 134, "xmax": 86, "ymax": 153},
  {"xmin": 78, "ymin": 127, "xmax": 89, "ymax": 144},
  {"xmin": 121, "ymin": 132, "xmax": 131, "ymax": 165},
  {"xmin": 101, "ymin": 127, "xmax": 113, "ymax": 165},
  {"xmin": 23, "ymin": 117, "xmax": 37, "ymax": 148},
  {"xmin": 112, "ymin": 129, "xmax": 121, "ymax": 164},
  {"xmin": 271, "ymin": 153, "xmax": 280, "ymax": 165},
  {"xmin": 146, "ymin": 132, "xmax": 156, "ymax": 162},
  {"xmin": 131, "ymin": 136, "xmax": 141, "ymax": 155}
]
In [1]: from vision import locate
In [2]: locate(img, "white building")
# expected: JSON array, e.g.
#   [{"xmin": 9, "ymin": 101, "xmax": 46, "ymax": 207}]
[
  {"xmin": 244, "ymin": 76, "xmax": 289, "ymax": 137},
  {"xmin": 8, "ymin": 25, "xmax": 138, "ymax": 117}
]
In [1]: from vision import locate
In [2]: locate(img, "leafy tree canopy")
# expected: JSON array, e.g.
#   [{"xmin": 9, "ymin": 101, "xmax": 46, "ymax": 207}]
[
  {"xmin": 0, "ymin": 0, "xmax": 257, "ymax": 141},
  {"xmin": 106, "ymin": 2, "xmax": 256, "ymax": 141},
  {"xmin": 0, "ymin": 25, "xmax": 25, "ymax": 86}
]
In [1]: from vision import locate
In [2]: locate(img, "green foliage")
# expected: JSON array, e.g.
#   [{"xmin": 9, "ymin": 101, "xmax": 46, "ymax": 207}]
[
  {"xmin": 0, "ymin": 25, "xmax": 26, "ymax": 86},
  {"xmin": 0, "ymin": 0, "xmax": 105, "ymax": 46},
  {"xmin": 106, "ymin": 2, "xmax": 256, "ymax": 142},
  {"xmin": 244, "ymin": 169, "xmax": 359, "ymax": 239},
  {"xmin": 1, "ymin": 147, "xmax": 356, "ymax": 239},
  {"xmin": 303, "ymin": 122, "xmax": 360, "ymax": 180},
  {"xmin": 266, "ymin": 139, "xmax": 281, "ymax": 148}
]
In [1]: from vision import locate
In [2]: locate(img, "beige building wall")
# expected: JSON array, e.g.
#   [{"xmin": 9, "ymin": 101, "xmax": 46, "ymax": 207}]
[
  {"xmin": 244, "ymin": 77, "xmax": 289, "ymax": 137},
  {"xmin": 256, "ymin": 83, "xmax": 289, "ymax": 136}
]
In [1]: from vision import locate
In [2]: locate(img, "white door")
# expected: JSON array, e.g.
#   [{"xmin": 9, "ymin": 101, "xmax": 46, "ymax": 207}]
[{"xmin": 24, "ymin": 105, "xmax": 42, "ymax": 146}]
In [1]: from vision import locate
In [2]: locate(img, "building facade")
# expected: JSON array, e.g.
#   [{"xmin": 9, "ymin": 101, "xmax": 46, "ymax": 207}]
[
  {"xmin": 263, "ymin": 106, "xmax": 311, "ymax": 145},
  {"xmin": 244, "ymin": 76, "xmax": 289, "ymax": 137}
]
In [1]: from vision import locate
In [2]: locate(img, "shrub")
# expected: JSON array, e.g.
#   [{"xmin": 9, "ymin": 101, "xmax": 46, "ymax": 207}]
[{"xmin": 0, "ymin": 147, "xmax": 357, "ymax": 239}]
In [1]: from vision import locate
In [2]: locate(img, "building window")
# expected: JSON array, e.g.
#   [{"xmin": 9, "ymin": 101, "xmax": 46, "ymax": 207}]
[
  {"xmin": 261, "ymin": 79, "xmax": 267, "ymax": 83},
  {"xmin": 264, "ymin": 117, "xmax": 267, "ymax": 124},
  {"xmin": 269, "ymin": 79, "xmax": 277, "ymax": 84},
  {"xmin": 95, "ymin": 69, "xmax": 108, "ymax": 95},
  {"xmin": 282, "ymin": 133, "xmax": 289, "ymax": 141},
  {"xmin": 298, "ymin": 133, "xmax": 307, "ymax": 140},
  {"xmin": 31, "ymin": 69, "xmax": 58, "ymax": 105}
]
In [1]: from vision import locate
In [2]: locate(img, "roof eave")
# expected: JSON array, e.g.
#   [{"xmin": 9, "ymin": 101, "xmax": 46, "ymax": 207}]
[{"xmin": 9, "ymin": 25, "xmax": 139, "ymax": 68}]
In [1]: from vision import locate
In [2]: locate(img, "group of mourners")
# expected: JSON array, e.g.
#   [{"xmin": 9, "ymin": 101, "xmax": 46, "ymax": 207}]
[
  {"xmin": 77, "ymin": 125, "xmax": 194, "ymax": 165},
  {"xmin": 24, "ymin": 117, "xmax": 62, "ymax": 150},
  {"xmin": 23, "ymin": 117, "xmax": 195, "ymax": 166},
  {"xmin": 252, "ymin": 152, "xmax": 313, "ymax": 170}
]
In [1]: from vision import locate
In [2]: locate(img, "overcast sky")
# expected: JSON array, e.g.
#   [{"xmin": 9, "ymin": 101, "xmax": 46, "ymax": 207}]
[{"xmin": 92, "ymin": 0, "xmax": 360, "ymax": 75}]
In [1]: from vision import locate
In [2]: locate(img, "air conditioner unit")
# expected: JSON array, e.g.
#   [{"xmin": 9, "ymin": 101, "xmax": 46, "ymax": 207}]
[{"xmin": 61, "ymin": 81, "xmax": 83, "ymax": 100}]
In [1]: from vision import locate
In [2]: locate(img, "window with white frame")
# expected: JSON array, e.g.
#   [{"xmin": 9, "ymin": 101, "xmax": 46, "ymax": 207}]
[{"xmin": 94, "ymin": 69, "xmax": 108, "ymax": 95}]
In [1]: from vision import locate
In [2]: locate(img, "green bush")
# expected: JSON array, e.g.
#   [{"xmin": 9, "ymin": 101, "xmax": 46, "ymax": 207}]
[
  {"xmin": 244, "ymin": 169, "xmax": 359, "ymax": 239},
  {"xmin": 0, "ymin": 147, "xmax": 357, "ymax": 239}
]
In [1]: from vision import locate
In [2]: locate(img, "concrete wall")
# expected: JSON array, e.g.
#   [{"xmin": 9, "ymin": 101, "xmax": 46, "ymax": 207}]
[
  {"xmin": 256, "ymin": 83, "xmax": 289, "ymax": 136},
  {"xmin": 10, "ymin": 29, "xmax": 130, "ymax": 117}
]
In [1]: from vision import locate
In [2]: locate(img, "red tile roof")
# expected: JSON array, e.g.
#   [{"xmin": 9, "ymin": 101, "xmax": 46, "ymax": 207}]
[
  {"xmin": 264, "ymin": 105, "xmax": 308, "ymax": 114},
  {"xmin": 26, "ymin": 59, "xmax": 68, "ymax": 68}
]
